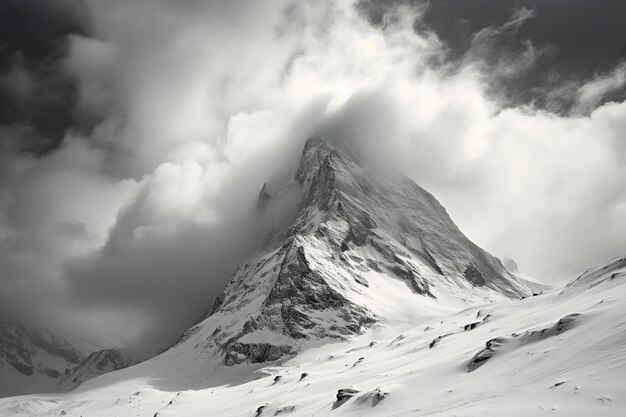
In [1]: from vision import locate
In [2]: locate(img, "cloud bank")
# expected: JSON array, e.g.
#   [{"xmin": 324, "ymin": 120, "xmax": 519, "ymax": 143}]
[{"xmin": 1, "ymin": 0, "xmax": 625, "ymax": 351}]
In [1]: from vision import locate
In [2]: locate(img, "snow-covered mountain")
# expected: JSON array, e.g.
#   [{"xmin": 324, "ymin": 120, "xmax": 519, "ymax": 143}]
[
  {"xmin": 1, "ymin": 254, "xmax": 624, "ymax": 416},
  {"xmin": 184, "ymin": 137, "xmax": 532, "ymax": 367},
  {"xmin": 1, "ymin": 138, "xmax": 624, "ymax": 416},
  {"xmin": 0, "ymin": 318, "xmax": 132, "ymax": 398},
  {"xmin": 0, "ymin": 137, "xmax": 532, "ymax": 396},
  {"xmin": 57, "ymin": 348, "xmax": 133, "ymax": 391},
  {"xmin": 502, "ymin": 257, "xmax": 553, "ymax": 294},
  {"xmin": 0, "ymin": 319, "xmax": 91, "ymax": 397}
]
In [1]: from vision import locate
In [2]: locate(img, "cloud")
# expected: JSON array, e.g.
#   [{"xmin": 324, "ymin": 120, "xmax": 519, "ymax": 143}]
[
  {"xmin": 574, "ymin": 63, "xmax": 626, "ymax": 114},
  {"xmin": 0, "ymin": 0, "xmax": 625, "ymax": 351}
]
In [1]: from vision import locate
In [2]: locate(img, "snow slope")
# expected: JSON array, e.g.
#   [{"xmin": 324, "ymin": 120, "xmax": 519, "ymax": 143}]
[
  {"xmin": 0, "ymin": 138, "xmax": 621, "ymax": 416},
  {"xmin": 0, "ymin": 255, "xmax": 624, "ymax": 416}
]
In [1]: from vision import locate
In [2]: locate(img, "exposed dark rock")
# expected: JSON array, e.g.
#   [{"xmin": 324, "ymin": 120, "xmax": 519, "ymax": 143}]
[
  {"xmin": 257, "ymin": 182, "xmax": 273, "ymax": 210},
  {"xmin": 429, "ymin": 334, "xmax": 452, "ymax": 349},
  {"xmin": 299, "ymin": 372, "xmax": 308, "ymax": 381},
  {"xmin": 351, "ymin": 357, "xmax": 365, "ymax": 367},
  {"xmin": 419, "ymin": 246, "xmax": 445, "ymax": 275},
  {"xmin": 224, "ymin": 343, "xmax": 293, "ymax": 366},
  {"xmin": 366, "ymin": 259, "xmax": 382, "ymax": 272},
  {"xmin": 335, "ymin": 388, "xmax": 360, "ymax": 403},
  {"xmin": 356, "ymin": 388, "xmax": 388, "ymax": 406},
  {"xmin": 273, "ymin": 405, "xmax": 296, "ymax": 415},
  {"xmin": 464, "ymin": 322, "xmax": 480, "ymax": 331},
  {"xmin": 468, "ymin": 337, "xmax": 505, "ymax": 372},
  {"xmin": 210, "ymin": 292, "xmax": 225, "ymax": 316},
  {"xmin": 468, "ymin": 314, "xmax": 582, "ymax": 372},
  {"xmin": 464, "ymin": 264, "xmax": 486, "ymax": 286}
]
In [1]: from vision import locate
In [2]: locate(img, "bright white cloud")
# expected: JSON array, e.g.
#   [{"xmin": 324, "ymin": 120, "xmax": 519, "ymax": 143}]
[{"xmin": 1, "ymin": 0, "xmax": 625, "ymax": 349}]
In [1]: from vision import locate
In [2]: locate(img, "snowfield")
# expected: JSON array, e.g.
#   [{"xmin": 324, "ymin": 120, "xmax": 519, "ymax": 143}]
[{"xmin": 1, "ymin": 255, "xmax": 624, "ymax": 416}]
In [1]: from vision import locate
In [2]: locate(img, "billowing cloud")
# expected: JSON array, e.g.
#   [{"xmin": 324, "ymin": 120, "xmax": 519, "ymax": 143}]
[{"xmin": 0, "ymin": 0, "xmax": 625, "ymax": 352}]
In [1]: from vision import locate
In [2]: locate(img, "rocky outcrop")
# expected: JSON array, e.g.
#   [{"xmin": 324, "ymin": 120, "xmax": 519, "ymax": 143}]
[
  {"xmin": 468, "ymin": 313, "xmax": 582, "ymax": 372},
  {"xmin": 257, "ymin": 183, "xmax": 273, "ymax": 210}
]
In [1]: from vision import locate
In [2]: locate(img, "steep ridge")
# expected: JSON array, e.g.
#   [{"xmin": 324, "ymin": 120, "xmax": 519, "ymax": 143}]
[{"xmin": 164, "ymin": 137, "xmax": 532, "ymax": 368}]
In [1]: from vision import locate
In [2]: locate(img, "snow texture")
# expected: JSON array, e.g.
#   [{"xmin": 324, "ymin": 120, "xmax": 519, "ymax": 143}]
[{"xmin": 0, "ymin": 138, "xmax": 624, "ymax": 416}]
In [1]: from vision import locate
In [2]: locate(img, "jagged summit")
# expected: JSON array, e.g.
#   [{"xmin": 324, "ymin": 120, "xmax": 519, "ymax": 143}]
[
  {"xmin": 262, "ymin": 137, "xmax": 527, "ymax": 296},
  {"xmin": 160, "ymin": 137, "xmax": 532, "ymax": 369},
  {"xmin": 256, "ymin": 182, "xmax": 272, "ymax": 210}
]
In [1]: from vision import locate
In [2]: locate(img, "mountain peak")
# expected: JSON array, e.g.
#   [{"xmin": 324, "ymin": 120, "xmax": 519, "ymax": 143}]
[
  {"xmin": 294, "ymin": 137, "xmax": 338, "ymax": 184},
  {"xmin": 164, "ymin": 138, "xmax": 533, "ymax": 367},
  {"xmin": 257, "ymin": 182, "xmax": 272, "ymax": 210}
]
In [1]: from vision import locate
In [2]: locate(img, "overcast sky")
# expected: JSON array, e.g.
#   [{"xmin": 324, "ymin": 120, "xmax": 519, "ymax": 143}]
[{"xmin": 1, "ymin": 0, "xmax": 625, "ymax": 353}]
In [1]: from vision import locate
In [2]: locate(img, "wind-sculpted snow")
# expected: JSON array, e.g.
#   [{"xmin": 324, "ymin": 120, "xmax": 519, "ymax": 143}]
[
  {"xmin": 8, "ymin": 139, "xmax": 626, "ymax": 416},
  {"xmin": 468, "ymin": 313, "xmax": 582, "ymax": 372},
  {"xmin": 566, "ymin": 255, "xmax": 626, "ymax": 290},
  {"xmin": 2, "ymin": 255, "xmax": 624, "ymax": 416}
]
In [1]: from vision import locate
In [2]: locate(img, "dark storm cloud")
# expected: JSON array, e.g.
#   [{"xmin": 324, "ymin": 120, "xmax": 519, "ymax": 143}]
[
  {"xmin": 359, "ymin": 0, "xmax": 626, "ymax": 112},
  {"xmin": 1, "ymin": 0, "xmax": 626, "ymax": 353},
  {"xmin": 0, "ymin": 0, "xmax": 87, "ymax": 153}
]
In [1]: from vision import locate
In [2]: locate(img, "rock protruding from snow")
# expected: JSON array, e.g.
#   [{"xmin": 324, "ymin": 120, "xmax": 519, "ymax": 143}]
[
  {"xmin": 468, "ymin": 313, "xmax": 582, "ymax": 372},
  {"xmin": 335, "ymin": 388, "xmax": 360, "ymax": 406},
  {"xmin": 257, "ymin": 182, "xmax": 273, "ymax": 210}
]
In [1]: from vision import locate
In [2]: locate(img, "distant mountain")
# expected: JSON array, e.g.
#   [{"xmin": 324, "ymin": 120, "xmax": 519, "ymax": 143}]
[
  {"xmin": 0, "ymin": 319, "xmax": 90, "ymax": 397},
  {"xmin": 0, "ymin": 318, "xmax": 131, "ymax": 398},
  {"xmin": 501, "ymin": 257, "xmax": 552, "ymax": 294},
  {"xmin": 58, "ymin": 349, "xmax": 133, "ymax": 391}
]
